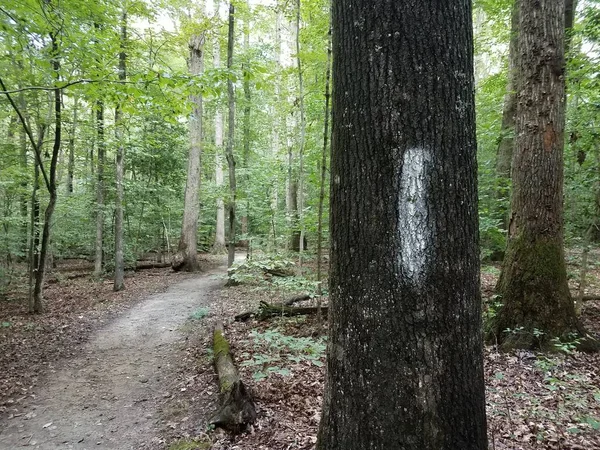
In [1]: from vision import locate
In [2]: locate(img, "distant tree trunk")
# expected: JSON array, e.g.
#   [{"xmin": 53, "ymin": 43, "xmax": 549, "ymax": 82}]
[
  {"xmin": 495, "ymin": 0, "xmax": 520, "ymax": 211},
  {"xmin": 114, "ymin": 11, "xmax": 127, "ymax": 291},
  {"xmin": 565, "ymin": 0, "xmax": 577, "ymax": 55},
  {"xmin": 173, "ymin": 33, "xmax": 205, "ymax": 272},
  {"xmin": 67, "ymin": 95, "xmax": 78, "ymax": 195},
  {"xmin": 93, "ymin": 100, "xmax": 105, "ymax": 277},
  {"xmin": 317, "ymin": 0, "xmax": 488, "ymax": 448},
  {"xmin": 226, "ymin": 2, "xmax": 237, "ymax": 268},
  {"xmin": 492, "ymin": 0, "xmax": 598, "ymax": 351},
  {"xmin": 295, "ymin": 0, "xmax": 306, "ymax": 263},
  {"xmin": 241, "ymin": 0, "xmax": 251, "ymax": 249},
  {"xmin": 18, "ymin": 95, "xmax": 28, "ymax": 258},
  {"xmin": 212, "ymin": 9, "xmax": 226, "ymax": 254},
  {"xmin": 316, "ymin": 22, "xmax": 331, "ymax": 305}
]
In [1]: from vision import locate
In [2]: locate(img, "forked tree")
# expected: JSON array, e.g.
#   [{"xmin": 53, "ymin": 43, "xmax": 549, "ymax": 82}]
[{"xmin": 317, "ymin": 0, "xmax": 488, "ymax": 449}]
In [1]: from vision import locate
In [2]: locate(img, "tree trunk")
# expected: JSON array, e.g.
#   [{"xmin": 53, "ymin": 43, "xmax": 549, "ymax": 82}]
[
  {"xmin": 173, "ymin": 33, "xmax": 205, "ymax": 272},
  {"xmin": 495, "ymin": 0, "xmax": 520, "ymax": 211},
  {"xmin": 317, "ymin": 1, "xmax": 488, "ymax": 449},
  {"xmin": 212, "ymin": 14, "xmax": 227, "ymax": 254},
  {"xmin": 18, "ymin": 95, "xmax": 28, "ymax": 258},
  {"xmin": 67, "ymin": 95, "xmax": 78, "ymax": 195},
  {"xmin": 32, "ymin": 32, "xmax": 62, "ymax": 313},
  {"xmin": 241, "ymin": 0, "xmax": 251, "ymax": 249},
  {"xmin": 93, "ymin": 100, "xmax": 105, "ymax": 277},
  {"xmin": 316, "ymin": 20, "xmax": 332, "ymax": 317},
  {"xmin": 226, "ymin": 2, "xmax": 237, "ymax": 268},
  {"xmin": 295, "ymin": 0, "xmax": 306, "ymax": 264},
  {"xmin": 114, "ymin": 11, "xmax": 127, "ymax": 291},
  {"xmin": 492, "ymin": 0, "xmax": 598, "ymax": 351}
]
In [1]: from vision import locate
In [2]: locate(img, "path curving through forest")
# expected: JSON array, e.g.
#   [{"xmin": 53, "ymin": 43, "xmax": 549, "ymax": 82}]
[{"xmin": 0, "ymin": 263, "xmax": 232, "ymax": 449}]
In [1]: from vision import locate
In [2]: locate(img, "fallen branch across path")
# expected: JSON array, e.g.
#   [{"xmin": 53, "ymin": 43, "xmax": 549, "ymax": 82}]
[
  {"xmin": 210, "ymin": 322, "xmax": 256, "ymax": 432},
  {"xmin": 235, "ymin": 301, "xmax": 328, "ymax": 322}
]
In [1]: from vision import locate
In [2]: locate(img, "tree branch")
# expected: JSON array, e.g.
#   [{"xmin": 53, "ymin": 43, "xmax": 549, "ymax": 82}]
[{"xmin": 0, "ymin": 76, "xmax": 51, "ymax": 191}]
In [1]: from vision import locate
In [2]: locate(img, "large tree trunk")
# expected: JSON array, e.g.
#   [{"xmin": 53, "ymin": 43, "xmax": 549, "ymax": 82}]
[
  {"xmin": 492, "ymin": 0, "xmax": 598, "ymax": 351},
  {"xmin": 93, "ymin": 100, "xmax": 105, "ymax": 277},
  {"xmin": 225, "ymin": 2, "xmax": 237, "ymax": 268},
  {"xmin": 317, "ymin": 1, "xmax": 487, "ymax": 449},
  {"xmin": 114, "ymin": 11, "xmax": 127, "ymax": 291},
  {"xmin": 173, "ymin": 33, "xmax": 204, "ymax": 272}
]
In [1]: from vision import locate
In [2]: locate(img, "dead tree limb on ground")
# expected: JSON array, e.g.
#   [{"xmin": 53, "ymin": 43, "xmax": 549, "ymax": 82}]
[
  {"xmin": 210, "ymin": 322, "xmax": 256, "ymax": 432},
  {"xmin": 235, "ymin": 301, "xmax": 328, "ymax": 322}
]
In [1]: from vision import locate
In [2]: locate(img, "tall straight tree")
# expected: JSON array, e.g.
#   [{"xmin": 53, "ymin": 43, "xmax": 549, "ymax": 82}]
[
  {"xmin": 114, "ymin": 9, "xmax": 127, "ymax": 291},
  {"xmin": 225, "ymin": 2, "xmax": 237, "ymax": 268},
  {"xmin": 317, "ymin": 0, "xmax": 488, "ymax": 449},
  {"xmin": 492, "ymin": 0, "xmax": 598, "ymax": 350},
  {"xmin": 173, "ymin": 32, "xmax": 205, "ymax": 272}
]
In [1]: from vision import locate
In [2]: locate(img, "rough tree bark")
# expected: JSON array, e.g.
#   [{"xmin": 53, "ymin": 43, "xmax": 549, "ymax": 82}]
[
  {"xmin": 492, "ymin": 0, "xmax": 598, "ymax": 351},
  {"xmin": 225, "ymin": 2, "xmax": 237, "ymax": 268},
  {"xmin": 173, "ymin": 33, "xmax": 205, "ymax": 272},
  {"xmin": 113, "ymin": 10, "xmax": 127, "ymax": 291},
  {"xmin": 495, "ymin": 0, "xmax": 520, "ymax": 208},
  {"xmin": 317, "ymin": 1, "xmax": 488, "ymax": 449}
]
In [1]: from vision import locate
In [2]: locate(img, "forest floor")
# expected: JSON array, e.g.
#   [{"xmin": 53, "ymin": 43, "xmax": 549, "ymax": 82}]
[{"xmin": 0, "ymin": 250, "xmax": 599, "ymax": 450}]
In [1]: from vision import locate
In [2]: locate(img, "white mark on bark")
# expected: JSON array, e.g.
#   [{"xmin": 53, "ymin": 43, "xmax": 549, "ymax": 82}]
[{"xmin": 398, "ymin": 147, "xmax": 431, "ymax": 283}]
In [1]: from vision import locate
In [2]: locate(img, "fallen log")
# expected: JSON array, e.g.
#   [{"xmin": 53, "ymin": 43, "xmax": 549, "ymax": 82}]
[
  {"xmin": 134, "ymin": 261, "xmax": 171, "ymax": 271},
  {"xmin": 257, "ymin": 301, "xmax": 328, "ymax": 320},
  {"xmin": 284, "ymin": 293, "xmax": 312, "ymax": 306},
  {"xmin": 210, "ymin": 322, "xmax": 256, "ymax": 432},
  {"xmin": 235, "ymin": 301, "xmax": 328, "ymax": 322}
]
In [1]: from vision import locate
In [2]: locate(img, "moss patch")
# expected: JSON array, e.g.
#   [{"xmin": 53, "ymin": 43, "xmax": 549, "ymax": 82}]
[{"xmin": 169, "ymin": 438, "xmax": 211, "ymax": 450}]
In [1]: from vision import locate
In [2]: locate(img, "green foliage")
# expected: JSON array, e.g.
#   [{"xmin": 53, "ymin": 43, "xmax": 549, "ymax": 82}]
[
  {"xmin": 240, "ymin": 328, "xmax": 326, "ymax": 381},
  {"xmin": 189, "ymin": 307, "xmax": 209, "ymax": 320}
]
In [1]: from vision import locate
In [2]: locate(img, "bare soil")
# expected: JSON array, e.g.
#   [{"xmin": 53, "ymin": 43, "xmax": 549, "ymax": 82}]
[{"xmin": 0, "ymin": 257, "xmax": 227, "ymax": 449}]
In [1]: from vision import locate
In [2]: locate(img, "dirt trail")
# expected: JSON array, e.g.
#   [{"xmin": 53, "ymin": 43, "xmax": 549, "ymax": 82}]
[{"xmin": 0, "ymin": 264, "xmax": 229, "ymax": 450}]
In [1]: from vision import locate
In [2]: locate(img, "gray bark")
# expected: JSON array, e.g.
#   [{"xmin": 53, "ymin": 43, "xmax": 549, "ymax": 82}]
[{"xmin": 173, "ymin": 33, "xmax": 205, "ymax": 272}]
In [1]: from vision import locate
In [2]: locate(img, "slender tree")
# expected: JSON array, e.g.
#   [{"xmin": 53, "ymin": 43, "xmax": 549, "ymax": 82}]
[
  {"xmin": 317, "ymin": 0, "xmax": 488, "ymax": 448},
  {"xmin": 225, "ymin": 2, "xmax": 237, "ymax": 268},
  {"xmin": 491, "ymin": 0, "xmax": 598, "ymax": 351},
  {"xmin": 93, "ymin": 99, "xmax": 105, "ymax": 277},
  {"xmin": 114, "ymin": 9, "xmax": 127, "ymax": 291},
  {"xmin": 212, "ymin": 0, "xmax": 226, "ymax": 254}
]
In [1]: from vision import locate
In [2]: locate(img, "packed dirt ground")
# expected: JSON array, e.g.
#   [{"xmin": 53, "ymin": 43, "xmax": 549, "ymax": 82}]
[{"xmin": 0, "ymin": 250, "xmax": 599, "ymax": 449}]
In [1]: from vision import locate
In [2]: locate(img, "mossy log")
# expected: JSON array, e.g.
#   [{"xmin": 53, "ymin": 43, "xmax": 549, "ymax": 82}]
[
  {"xmin": 235, "ymin": 301, "xmax": 328, "ymax": 322},
  {"xmin": 210, "ymin": 322, "xmax": 256, "ymax": 432}
]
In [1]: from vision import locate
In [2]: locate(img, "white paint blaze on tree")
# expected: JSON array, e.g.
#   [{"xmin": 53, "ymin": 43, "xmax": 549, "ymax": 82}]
[
  {"xmin": 317, "ymin": 0, "xmax": 488, "ymax": 448},
  {"xmin": 398, "ymin": 147, "xmax": 432, "ymax": 282}
]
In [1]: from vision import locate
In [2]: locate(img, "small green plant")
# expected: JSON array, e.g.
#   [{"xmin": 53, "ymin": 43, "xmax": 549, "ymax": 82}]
[
  {"xmin": 189, "ymin": 307, "xmax": 209, "ymax": 320},
  {"xmin": 551, "ymin": 333, "xmax": 580, "ymax": 354}
]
